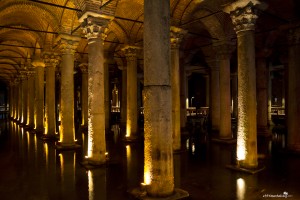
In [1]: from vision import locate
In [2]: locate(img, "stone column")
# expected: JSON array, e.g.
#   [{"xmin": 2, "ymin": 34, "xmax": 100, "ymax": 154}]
[
  {"xmin": 55, "ymin": 34, "xmax": 80, "ymax": 148},
  {"xmin": 215, "ymin": 43, "xmax": 233, "ymax": 139},
  {"xmin": 225, "ymin": 0, "xmax": 264, "ymax": 168},
  {"xmin": 43, "ymin": 52, "xmax": 60, "ymax": 139},
  {"xmin": 180, "ymin": 65, "xmax": 187, "ymax": 129},
  {"xmin": 17, "ymin": 75, "xmax": 23, "ymax": 122},
  {"xmin": 79, "ymin": 63, "xmax": 88, "ymax": 128},
  {"xmin": 9, "ymin": 81, "xmax": 14, "ymax": 118},
  {"xmin": 204, "ymin": 75, "xmax": 210, "ymax": 107},
  {"xmin": 143, "ymin": 0, "xmax": 174, "ymax": 196},
  {"xmin": 26, "ymin": 68, "xmax": 35, "ymax": 128},
  {"xmin": 287, "ymin": 28, "xmax": 300, "ymax": 152},
  {"xmin": 21, "ymin": 71, "xmax": 28, "ymax": 124},
  {"xmin": 31, "ymin": 59, "xmax": 45, "ymax": 133},
  {"xmin": 80, "ymin": 15, "xmax": 112, "ymax": 164},
  {"xmin": 207, "ymin": 59, "xmax": 220, "ymax": 132},
  {"xmin": 104, "ymin": 59, "xmax": 111, "ymax": 133},
  {"xmin": 256, "ymin": 57, "xmax": 270, "ymax": 136},
  {"xmin": 231, "ymin": 73, "xmax": 238, "ymax": 119},
  {"xmin": 122, "ymin": 45, "xmax": 139, "ymax": 141},
  {"xmin": 120, "ymin": 66, "xmax": 127, "ymax": 129},
  {"xmin": 170, "ymin": 26, "xmax": 187, "ymax": 150},
  {"xmin": 13, "ymin": 79, "xmax": 19, "ymax": 120}
]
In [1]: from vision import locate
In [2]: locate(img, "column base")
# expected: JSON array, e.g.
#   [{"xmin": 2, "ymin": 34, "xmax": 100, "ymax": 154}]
[
  {"xmin": 33, "ymin": 128, "xmax": 44, "ymax": 135},
  {"xmin": 80, "ymin": 159, "xmax": 107, "ymax": 170},
  {"xmin": 226, "ymin": 164, "xmax": 265, "ymax": 174},
  {"xmin": 211, "ymin": 137, "xmax": 236, "ymax": 144},
  {"xmin": 130, "ymin": 187, "xmax": 189, "ymax": 200},
  {"xmin": 42, "ymin": 134, "xmax": 59, "ymax": 141},
  {"xmin": 55, "ymin": 142, "xmax": 81, "ymax": 150},
  {"xmin": 123, "ymin": 135, "xmax": 142, "ymax": 143}
]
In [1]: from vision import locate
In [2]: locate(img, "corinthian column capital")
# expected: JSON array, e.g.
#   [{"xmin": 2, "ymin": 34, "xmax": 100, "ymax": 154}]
[
  {"xmin": 224, "ymin": 0, "xmax": 267, "ymax": 33},
  {"xmin": 122, "ymin": 45, "xmax": 141, "ymax": 61},
  {"xmin": 170, "ymin": 26, "xmax": 187, "ymax": 49},
  {"xmin": 55, "ymin": 34, "xmax": 81, "ymax": 55},
  {"xmin": 42, "ymin": 51, "xmax": 60, "ymax": 67}
]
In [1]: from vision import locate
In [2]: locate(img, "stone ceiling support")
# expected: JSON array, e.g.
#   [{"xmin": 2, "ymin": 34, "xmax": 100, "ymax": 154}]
[
  {"xmin": 170, "ymin": 26, "xmax": 187, "ymax": 151},
  {"xmin": 43, "ymin": 51, "xmax": 60, "ymax": 139},
  {"xmin": 55, "ymin": 33, "xmax": 80, "ymax": 149},
  {"xmin": 122, "ymin": 45, "xmax": 140, "ymax": 141},
  {"xmin": 32, "ymin": 58, "xmax": 45, "ymax": 134},
  {"xmin": 13, "ymin": 79, "xmax": 19, "ymax": 120},
  {"xmin": 119, "ymin": 65, "xmax": 127, "ymax": 130},
  {"xmin": 225, "ymin": 0, "xmax": 265, "ymax": 169},
  {"xmin": 80, "ymin": 15, "xmax": 112, "ymax": 164},
  {"xmin": 26, "ymin": 66, "xmax": 35, "ymax": 129},
  {"xmin": 17, "ymin": 74, "xmax": 24, "ymax": 123},
  {"xmin": 287, "ymin": 27, "xmax": 300, "ymax": 152},
  {"xmin": 21, "ymin": 70, "xmax": 28, "ymax": 125},
  {"xmin": 79, "ymin": 63, "xmax": 88, "ymax": 129}
]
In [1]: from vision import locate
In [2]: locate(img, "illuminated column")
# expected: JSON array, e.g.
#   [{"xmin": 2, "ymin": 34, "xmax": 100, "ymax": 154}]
[
  {"xmin": 31, "ymin": 59, "xmax": 45, "ymax": 133},
  {"xmin": 225, "ymin": 0, "xmax": 264, "ymax": 168},
  {"xmin": 144, "ymin": 0, "xmax": 174, "ymax": 196},
  {"xmin": 215, "ymin": 42, "xmax": 232, "ymax": 139},
  {"xmin": 256, "ymin": 57, "xmax": 270, "ymax": 136},
  {"xmin": 17, "ymin": 75, "xmax": 23, "ymax": 122},
  {"xmin": 55, "ymin": 34, "xmax": 80, "ymax": 148},
  {"xmin": 21, "ymin": 71, "xmax": 28, "ymax": 124},
  {"xmin": 170, "ymin": 26, "xmax": 187, "ymax": 150},
  {"xmin": 80, "ymin": 15, "xmax": 112, "ymax": 164},
  {"xmin": 26, "ymin": 68, "xmax": 35, "ymax": 128},
  {"xmin": 9, "ymin": 81, "xmax": 15, "ymax": 118},
  {"xmin": 231, "ymin": 73, "xmax": 238, "ymax": 119},
  {"xmin": 120, "ymin": 66, "xmax": 127, "ymax": 129},
  {"xmin": 104, "ymin": 59, "xmax": 111, "ymax": 133},
  {"xmin": 79, "ymin": 63, "xmax": 88, "ymax": 128},
  {"xmin": 43, "ymin": 52, "xmax": 59, "ymax": 139},
  {"xmin": 13, "ymin": 79, "xmax": 19, "ymax": 119},
  {"xmin": 122, "ymin": 45, "xmax": 139, "ymax": 140},
  {"xmin": 207, "ymin": 59, "xmax": 220, "ymax": 132},
  {"xmin": 287, "ymin": 28, "xmax": 300, "ymax": 152}
]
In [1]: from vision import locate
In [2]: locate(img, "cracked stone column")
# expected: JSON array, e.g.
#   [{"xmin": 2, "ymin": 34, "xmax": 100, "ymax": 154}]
[
  {"xmin": 43, "ymin": 52, "xmax": 60, "ymax": 139},
  {"xmin": 170, "ymin": 26, "xmax": 187, "ymax": 151},
  {"xmin": 26, "ymin": 68, "xmax": 35, "ymax": 128},
  {"xmin": 80, "ymin": 15, "xmax": 112, "ymax": 164},
  {"xmin": 287, "ymin": 27, "xmax": 300, "ymax": 152},
  {"xmin": 32, "ymin": 58, "xmax": 45, "ymax": 133},
  {"xmin": 207, "ymin": 59, "xmax": 220, "ymax": 132},
  {"xmin": 21, "ymin": 71, "xmax": 28, "ymax": 124},
  {"xmin": 79, "ymin": 63, "xmax": 88, "ymax": 128},
  {"xmin": 144, "ymin": 0, "xmax": 174, "ymax": 196},
  {"xmin": 215, "ymin": 42, "xmax": 233, "ymax": 139},
  {"xmin": 55, "ymin": 34, "xmax": 80, "ymax": 148},
  {"xmin": 225, "ymin": 0, "xmax": 265, "ymax": 168},
  {"xmin": 256, "ymin": 56, "xmax": 270, "ymax": 136},
  {"xmin": 122, "ymin": 45, "xmax": 139, "ymax": 141}
]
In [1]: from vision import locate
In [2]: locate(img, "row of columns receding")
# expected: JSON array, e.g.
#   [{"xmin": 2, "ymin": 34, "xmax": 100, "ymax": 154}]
[{"xmin": 8, "ymin": 0, "xmax": 300, "ymax": 198}]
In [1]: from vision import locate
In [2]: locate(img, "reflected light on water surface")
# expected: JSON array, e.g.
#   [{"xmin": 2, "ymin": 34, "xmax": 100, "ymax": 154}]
[{"xmin": 236, "ymin": 178, "xmax": 246, "ymax": 200}]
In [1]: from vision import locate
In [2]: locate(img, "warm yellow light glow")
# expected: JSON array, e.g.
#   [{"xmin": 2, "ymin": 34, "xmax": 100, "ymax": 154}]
[
  {"xmin": 59, "ymin": 153, "xmax": 64, "ymax": 180},
  {"xmin": 186, "ymin": 139, "xmax": 189, "ymax": 150},
  {"xmin": 186, "ymin": 98, "xmax": 189, "ymax": 108},
  {"xmin": 26, "ymin": 131, "xmax": 30, "ymax": 146},
  {"xmin": 237, "ymin": 128, "xmax": 246, "ymax": 161},
  {"xmin": 88, "ymin": 170, "xmax": 94, "ymax": 200},
  {"xmin": 236, "ymin": 178, "xmax": 246, "ymax": 200},
  {"xmin": 192, "ymin": 142, "xmax": 195, "ymax": 154},
  {"xmin": 144, "ymin": 138, "xmax": 152, "ymax": 185},
  {"xmin": 126, "ymin": 123, "xmax": 131, "ymax": 137},
  {"xmin": 44, "ymin": 143, "xmax": 49, "ymax": 166}
]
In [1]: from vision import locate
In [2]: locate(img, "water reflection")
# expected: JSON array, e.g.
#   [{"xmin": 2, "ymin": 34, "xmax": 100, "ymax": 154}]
[
  {"xmin": 87, "ymin": 169, "xmax": 107, "ymax": 200},
  {"xmin": 236, "ymin": 178, "xmax": 246, "ymax": 200}
]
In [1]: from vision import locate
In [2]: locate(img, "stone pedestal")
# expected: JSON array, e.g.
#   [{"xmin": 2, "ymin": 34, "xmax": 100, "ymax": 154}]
[
  {"xmin": 55, "ymin": 34, "xmax": 80, "ymax": 149},
  {"xmin": 43, "ymin": 52, "xmax": 59, "ymax": 139},
  {"xmin": 32, "ymin": 59, "xmax": 45, "ymax": 134},
  {"xmin": 122, "ymin": 45, "xmax": 140, "ymax": 141},
  {"xmin": 287, "ymin": 28, "xmax": 300, "ymax": 152},
  {"xmin": 80, "ymin": 15, "xmax": 112, "ymax": 164},
  {"xmin": 79, "ymin": 64, "xmax": 88, "ymax": 128},
  {"xmin": 170, "ymin": 27, "xmax": 187, "ymax": 151},
  {"xmin": 224, "ymin": 0, "xmax": 265, "ymax": 168}
]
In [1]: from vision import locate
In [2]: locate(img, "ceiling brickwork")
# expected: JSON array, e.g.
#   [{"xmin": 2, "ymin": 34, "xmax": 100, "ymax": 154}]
[{"xmin": 0, "ymin": 0, "xmax": 299, "ymax": 84}]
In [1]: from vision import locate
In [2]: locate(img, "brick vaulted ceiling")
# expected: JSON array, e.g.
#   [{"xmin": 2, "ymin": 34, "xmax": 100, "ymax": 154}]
[{"xmin": 0, "ymin": 0, "xmax": 299, "ymax": 84}]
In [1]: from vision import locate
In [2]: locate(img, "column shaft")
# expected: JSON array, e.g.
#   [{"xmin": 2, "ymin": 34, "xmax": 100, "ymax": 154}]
[
  {"xmin": 22, "ymin": 77, "xmax": 28, "ymax": 124},
  {"xmin": 104, "ymin": 62, "xmax": 110, "ymax": 132},
  {"xmin": 121, "ymin": 67, "xmax": 127, "ymax": 128},
  {"xmin": 81, "ymin": 67, "xmax": 88, "ymax": 127},
  {"xmin": 34, "ymin": 66, "xmax": 45, "ymax": 133},
  {"xmin": 45, "ymin": 65, "xmax": 56, "ymax": 136},
  {"xmin": 210, "ymin": 64, "xmax": 220, "ymax": 131},
  {"xmin": 27, "ymin": 72, "xmax": 35, "ymax": 127},
  {"xmin": 18, "ymin": 79, "xmax": 22, "ymax": 121},
  {"xmin": 144, "ymin": 0, "xmax": 174, "ymax": 196}
]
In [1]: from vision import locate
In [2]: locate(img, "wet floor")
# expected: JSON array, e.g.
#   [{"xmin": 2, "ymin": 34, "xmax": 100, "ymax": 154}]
[{"xmin": 0, "ymin": 119, "xmax": 300, "ymax": 200}]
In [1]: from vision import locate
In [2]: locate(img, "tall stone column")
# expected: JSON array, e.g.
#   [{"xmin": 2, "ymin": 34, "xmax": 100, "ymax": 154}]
[
  {"xmin": 143, "ymin": 0, "xmax": 187, "ymax": 197},
  {"xmin": 287, "ymin": 28, "xmax": 300, "ymax": 152},
  {"xmin": 80, "ymin": 15, "xmax": 112, "ymax": 164},
  {"xmin": 31, "ymin": 59, "xmax": 45, "ymax": 133},
  {"xmin": 13, "ymin": 79, "xmax": 19, "ymax": 120},
  {"xmin": 26, "ymin": 68, "xmax": 35, "ymax": 128},
  {"xmin": 207, "ymin": 59, "xmax": 220, "ymax": 132},
  {"xmin": 104, "ymin": 59, "xmax": 111, "ymax": 133},
  {"xmin": 215, "ymin": 42, "xmax": 233, "ymax": 139},
  {"xmin": 122, "ymin": 45, "xmax": 139, "ymax": 141},
  {"xmin": 43, "ymin": 52, "xmax": 59, "ymax": 139},
  {"xmin": 21, "ymin": 71, "xmax": 28, "ymax": 124},
  {"xmin": 225, "ymin": 0, "xmax": 264, "ymax": 168},
  {"xmin": 120, "ymin": 66, "xmax": 127, "ymax": 129},
  {"xmin": 170, "ymin": 26, "xmax": 187, "ymax": 151},
  {"xmin": 17, "ymin": 75, "xmax": 23, "ymax": 122},
  {"xmin": 55, "ymin": 34, "xmax": 80, "ymax": 148},
  {"xmin": 79, "ymin": 63, "xmax": 88, "ymax": 128},
  {"xmin": 256, "ymin": 57, "xmax": 270, "ymax": 136}
]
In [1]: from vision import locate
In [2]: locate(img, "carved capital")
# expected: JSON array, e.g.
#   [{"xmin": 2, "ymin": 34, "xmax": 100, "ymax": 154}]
[
  {"xmin": 170, "ymin": 26, "xmax": 187, "ymax": 49},
  {"xmin": 82, "ymin": 16, "xmax": 110, "ymax": 41},
  {"xmin": 122, "ymin": 45, "xmax": 140, "ymax": 61},
  {"xmin": 31, "ymin": 58, "xmax": 45, "ymax": 68},
  {"xmin": 55, "ymin": 34, "xmax": 80, "ymax": 55},
  {"xmin": 42, "ymin": 51, "xmax": 60, "ymax": 67},
  {"xmin": 224, "ymin": 0, "xmax": 266, "ymax": 33},
  {"xmin": 79, "ymin": 63, "xmax": 88, "ymax": 73}
]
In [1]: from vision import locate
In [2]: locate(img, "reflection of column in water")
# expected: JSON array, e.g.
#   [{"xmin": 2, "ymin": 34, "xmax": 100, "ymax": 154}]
[
  {"xmin": 87, "ymin": 169, "xmax": 106, "ymax": 200},
  {"xmin": 43, "ymin": 143, "xmax": 49, "ymax": 172},
  {"xmin": 236, "ymin": 178, "xmax": 246, "ymax": 200},
  {"xmin": 82, "ymin": 133, "xmax": 88, "ymax": 157},
  {"xmin": 126, "ymin": 144, "xmax": 141, "ymax": 190}
]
